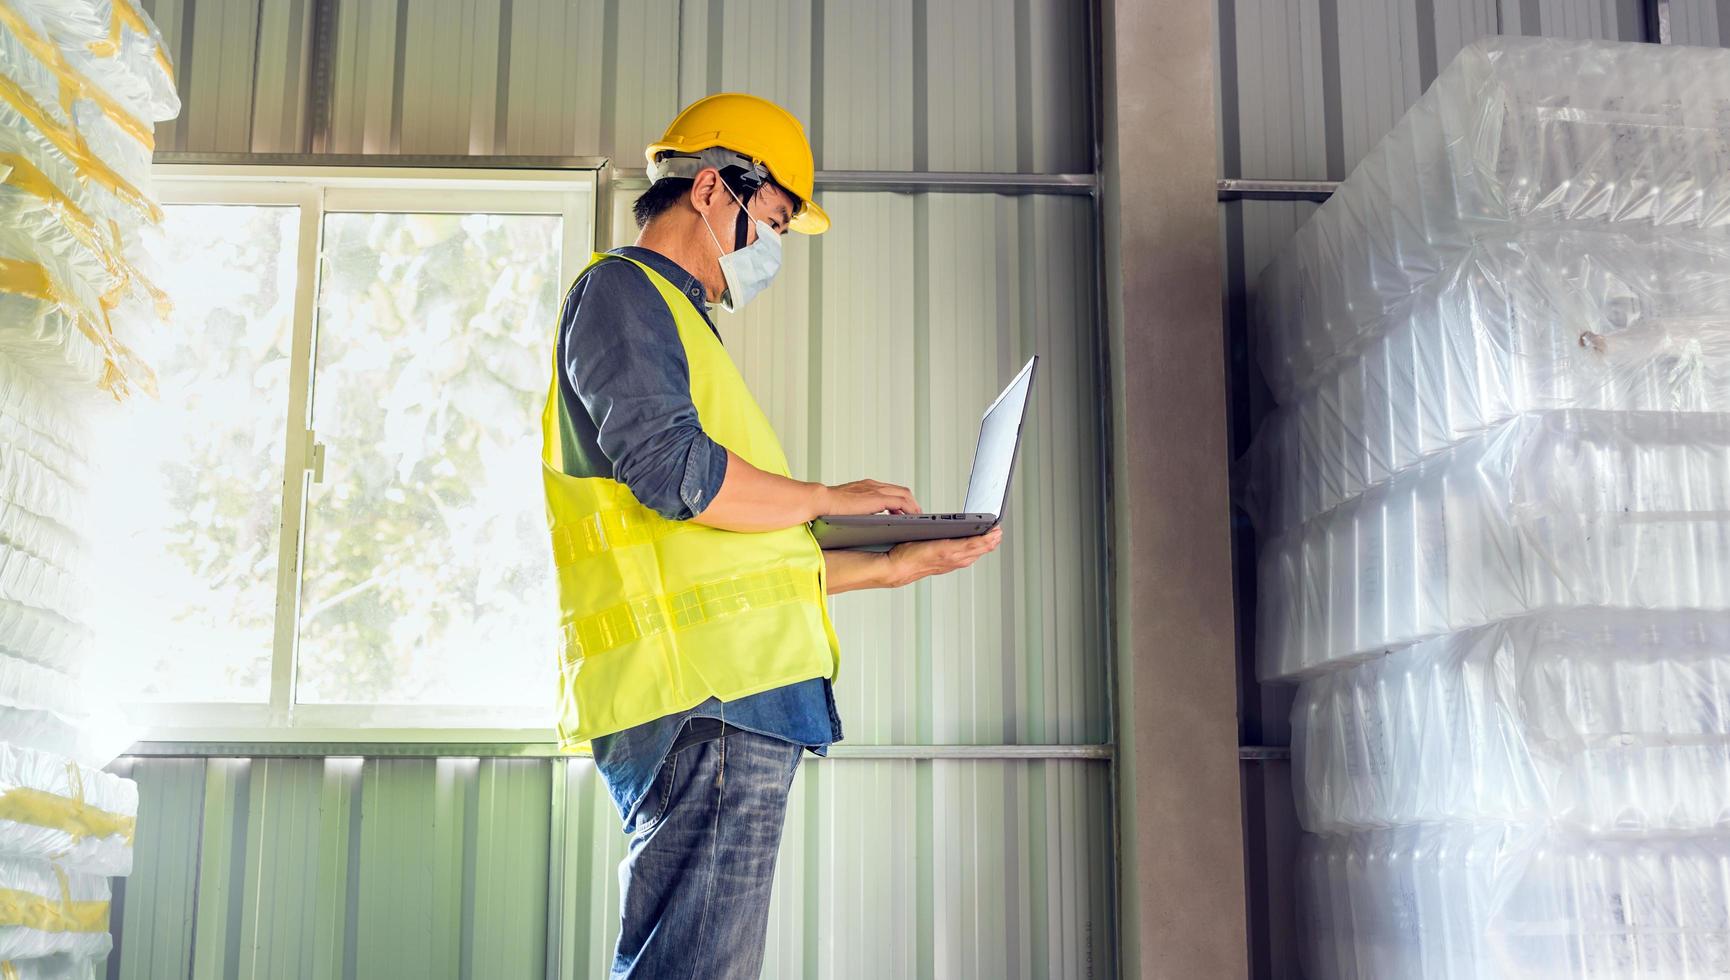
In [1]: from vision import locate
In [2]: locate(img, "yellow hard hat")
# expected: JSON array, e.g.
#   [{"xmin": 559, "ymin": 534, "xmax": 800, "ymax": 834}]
[{"xmin": 645, "ymin": 93, "xmax": 829, "ymax": 235}]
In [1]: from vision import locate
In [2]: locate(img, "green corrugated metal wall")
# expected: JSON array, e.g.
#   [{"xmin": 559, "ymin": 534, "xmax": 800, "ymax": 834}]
[
  {"xmin": 106, "ymin": 755, "xmax": 1113, "ymax": 979},
  {"xmin": 119, "ymin": 0, "xmax": 1114, "ymax": 976}
]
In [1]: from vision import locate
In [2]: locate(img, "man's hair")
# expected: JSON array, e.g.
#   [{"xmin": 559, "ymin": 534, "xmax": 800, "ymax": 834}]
[
  {"xmin": 631, "ymin": 170, "xmax": 796, "ymax": 230},
  {"xmin": 632, "ymin": 177, "xmax": 695, "ymax": 229}
]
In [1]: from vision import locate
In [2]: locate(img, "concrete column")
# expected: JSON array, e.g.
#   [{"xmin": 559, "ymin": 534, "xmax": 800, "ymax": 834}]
[{"xmin": 1098, "ymin": 1, "xmax": 1248, "ymax": 976}]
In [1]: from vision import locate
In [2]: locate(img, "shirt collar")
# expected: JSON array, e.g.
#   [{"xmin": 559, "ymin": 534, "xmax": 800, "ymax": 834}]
[{"xmin": 611, "ymin": 246, "xmax": 712, "ymax": 315}]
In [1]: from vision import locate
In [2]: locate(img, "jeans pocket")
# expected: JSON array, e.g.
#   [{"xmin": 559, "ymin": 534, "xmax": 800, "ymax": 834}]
[{"xmin": 627, "ymin": 752, "xmax": 678, "ymax": 837}]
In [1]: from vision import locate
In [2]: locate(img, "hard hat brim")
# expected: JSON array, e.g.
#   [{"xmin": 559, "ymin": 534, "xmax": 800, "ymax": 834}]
[{"xmin": 789, "ymin": 197, "xmax": 829, "ymax": 235}]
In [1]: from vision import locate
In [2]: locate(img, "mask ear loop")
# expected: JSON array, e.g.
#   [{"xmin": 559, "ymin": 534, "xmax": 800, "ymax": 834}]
[
  {"xmin": 718, "ymin": 165, "xmax": 764, "ymax": 251},
  {"xmin": 729, "ymin": 179, "xmax": 753, "ymax": 251}
]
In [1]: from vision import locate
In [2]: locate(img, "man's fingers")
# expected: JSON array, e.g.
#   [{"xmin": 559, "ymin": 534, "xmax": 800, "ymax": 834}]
[{"xmin": 876, "ymin": 487, "xmax": 920, "ymax": 514}]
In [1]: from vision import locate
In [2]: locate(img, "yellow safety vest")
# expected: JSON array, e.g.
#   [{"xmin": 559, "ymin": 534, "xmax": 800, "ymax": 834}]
[{"xmin": 542, "ymin": 252, "xmax": 840, "ymax": 750}]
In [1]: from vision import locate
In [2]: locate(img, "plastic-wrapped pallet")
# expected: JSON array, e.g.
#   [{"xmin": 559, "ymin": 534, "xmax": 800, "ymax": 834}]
[
  {"xmin": 1243, "ymin": 229, "xmax": 1730, "ymax": 536},
  {"xmin": 0, "ymin": 741, "xmax": 133, "ymax": 875},
  {"xmin": 1247, "ymin": 38, "xmax": 1730, "ymax": 532},
  {"xmin": 0, "ymin": 856, "xmax": 110, "ymax": 961},
  {"xmin": 1294, "ymin": 610, "xmax": 1730, "ymax": 835},
  {"xmin": 1252, "ymin": 37, "xmax": 1730, "ymax": 980},
  {"xmin": 1297, "ymin": 826, "xmax": 1730, "ymax": 980},
  {"xmin": 4, "ymin": 0, "xmax": 179, "ymax": 128},
  {"xmin": 0, "ymin": 0, "xmax": 177, "ymax": 974},
  {"xmin": 1259, "ymin": 410, "xmax": 1730, "ymax": 680},
  {"xmin": 0, "ymin": 0, "xmax": 165, "ymax": 397},
  {"xmin": 0, "ymin": 653, "xmax": 126, "ymax": 772},
  {"xmin": 1255, "ymin": 38, "xmax": 1730, "ymax": 406},
  {"xmin": 0, "ymin": 954, "xmax": 102, "ymax": 980},
  {"xmin": 0, "ymin": 3, "xmax": 155, "ymax": 217}
]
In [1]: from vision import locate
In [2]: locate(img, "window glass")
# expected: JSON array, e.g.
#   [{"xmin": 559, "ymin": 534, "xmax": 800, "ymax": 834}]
[
  {"xmin": 90, "ymin": 204, "xmax": 298, "ymax": 702},
  {"xmin": 295, "ymin": 212, "xmax": 561, "ymax": 708}
]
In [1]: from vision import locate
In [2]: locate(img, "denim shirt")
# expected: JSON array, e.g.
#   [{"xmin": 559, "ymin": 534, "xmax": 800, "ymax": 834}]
[{"xmin": 555, "ymin": 246, "xmax": 841, "ymax": 824}]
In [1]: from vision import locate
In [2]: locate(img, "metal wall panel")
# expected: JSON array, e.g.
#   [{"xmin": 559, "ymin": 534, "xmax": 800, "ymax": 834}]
[
  {"xmin": 142, "ymin": 0, "xmax": 313, "ymax": 153},
  {"xmin": 1218, "ymin": 0, "xmax": 1650, "ymax": 182},
  {"xmin": 110, "ymin": 756, "xmax": 1112, "ymax": 979},
  {"xmin": 1671, "ymin": 0, "xmax": 1730, "ymax": 44},
  {"xmin": 105, "ymin": 758, "xmax": 204, "ymax": 980},
  {"xmin": 156, "ymin": 0, "xmax": 1092, "ymax": 170}
]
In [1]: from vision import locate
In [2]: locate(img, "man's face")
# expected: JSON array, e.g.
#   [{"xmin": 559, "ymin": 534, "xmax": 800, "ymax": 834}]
[{"xmin": 738, "ymin": 182, "xmax": 795, "ymax": 244}]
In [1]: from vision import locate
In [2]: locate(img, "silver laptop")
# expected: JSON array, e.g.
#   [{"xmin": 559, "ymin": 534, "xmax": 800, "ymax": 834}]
[{"xmin": 812, "ymin": 356, "xmax": 1038, "ymax": 552}]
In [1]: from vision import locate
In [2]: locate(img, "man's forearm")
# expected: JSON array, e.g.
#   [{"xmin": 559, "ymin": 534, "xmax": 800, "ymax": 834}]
[
  {"xmin": 823, "ymin": 548, "xmax": 903, "ymax": 595},
  {"xmin": 690, "ymin": 450, "xmax": 824, "ymax": 532}
]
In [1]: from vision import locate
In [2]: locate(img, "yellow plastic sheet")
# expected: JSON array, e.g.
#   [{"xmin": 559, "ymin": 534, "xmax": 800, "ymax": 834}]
[
  {"xmin": 0, "ymin": 70, "xmax": 155, "ymax": 224},
  {"xmin": 0, "ymin": 878, "xmax": 106, "ymax": 934},
  {"xmin": 0, "ymin": 1, "xmax": 152, "ymax": 149},
  {"xmin": 0, "ymin": 789, "xmax": 133, "ymax": 846},
  {"xmin": 0, "ymin": 151, "xmax": 168, "ymax": 316},
  {"xmin": 84, "ymin": 0, "xmax": 175, "ymax": 86},
  {"xmin": 0, "ymin": 256, "xmax": 156, "ymax": 398}
]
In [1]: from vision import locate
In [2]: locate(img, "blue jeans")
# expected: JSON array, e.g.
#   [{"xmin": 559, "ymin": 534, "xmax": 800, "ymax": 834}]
[{"xmin": 611, "ymin": 728, "xmax": 803, "ymax": 979}]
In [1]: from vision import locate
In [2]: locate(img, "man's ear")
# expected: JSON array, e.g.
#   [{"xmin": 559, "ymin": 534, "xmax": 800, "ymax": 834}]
[{"xmin": 688, "ymin": 168, "xmax": 728, "ymax": 215}]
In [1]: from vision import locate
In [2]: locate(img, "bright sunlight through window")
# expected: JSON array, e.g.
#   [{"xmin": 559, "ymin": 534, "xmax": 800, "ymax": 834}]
[{"xmin": 92, "ymin": 168, "xmax": 594, "ymax": 737}]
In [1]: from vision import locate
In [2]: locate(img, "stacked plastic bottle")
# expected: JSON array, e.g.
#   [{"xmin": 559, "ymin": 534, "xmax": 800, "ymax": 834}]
[
  {"xmin": 1245, "ymin": 38, "xmax": 1730, "ymax": 978},
  {"xmin": 0, "ymin": 1, "xmax": 176, "ymax": 977}
]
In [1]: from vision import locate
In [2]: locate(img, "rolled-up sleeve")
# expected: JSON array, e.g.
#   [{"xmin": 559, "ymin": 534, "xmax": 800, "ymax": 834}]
[{"xmin": 561, "ymin": 262, "xmax": 729, "ymax": 520}]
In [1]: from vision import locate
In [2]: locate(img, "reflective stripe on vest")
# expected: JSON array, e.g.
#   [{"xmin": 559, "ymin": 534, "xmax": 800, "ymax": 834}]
[{"xmin": 543, "ymin": 253, "xmax": 840, "ymax": 749}]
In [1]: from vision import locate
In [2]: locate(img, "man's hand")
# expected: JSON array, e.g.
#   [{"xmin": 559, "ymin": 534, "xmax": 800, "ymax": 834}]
[
  {"xmin": 823, "ymin": 528, "xmax": 1004, "ymax": 594},
  {"xmin": 694, "ymin": 452, "xmax": 920, "ymax": 532},
  {"xmin": 815, "ymin": 480, "xmax": 921, "ymax": 517},
  {"xmin": 884, "ymin": 528, "xmax": 1003, "ymax": 587}
]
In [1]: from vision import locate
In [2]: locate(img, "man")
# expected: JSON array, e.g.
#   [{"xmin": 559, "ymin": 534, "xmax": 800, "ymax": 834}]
[{"xmin": 538, "ymin": 93, "xmax": 1001, "ymax": 978}]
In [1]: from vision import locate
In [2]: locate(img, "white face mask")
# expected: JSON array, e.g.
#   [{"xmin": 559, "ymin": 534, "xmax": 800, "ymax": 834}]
[{"xmin": 700, "ymin": 182, "xmax": 782, "ymax": 313}]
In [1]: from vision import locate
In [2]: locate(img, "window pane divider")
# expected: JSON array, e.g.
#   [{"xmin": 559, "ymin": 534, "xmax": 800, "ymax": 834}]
[{"xmin": 268, "ymin": 184, "xmax": 327, "ymax": 727}]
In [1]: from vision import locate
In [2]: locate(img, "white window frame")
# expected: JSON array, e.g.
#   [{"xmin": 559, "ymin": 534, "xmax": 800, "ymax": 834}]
[{"xmin": 127, "ymin": 165, "xmax": 599, "ymax": 743}]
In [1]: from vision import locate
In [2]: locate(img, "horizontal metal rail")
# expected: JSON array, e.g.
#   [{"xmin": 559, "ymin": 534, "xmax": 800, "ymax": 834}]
[
  {"xmin": 122, "ymin": 741, "xmax": 1116, "ymax": 761},
  {"xmin": 1238, "ymin": 745, "xmax": 1292, "ymax": 762},
  {"xmin": 154, "ymin": 152, "xmax": 610, "ymax": 171},
  {"xmin": 1217, "ymin": 178, "xmax": 1338, "ymax": 202},
  {"xmin": 611, "ymin": 168, "xmax": 1097, "ymax": 194}
]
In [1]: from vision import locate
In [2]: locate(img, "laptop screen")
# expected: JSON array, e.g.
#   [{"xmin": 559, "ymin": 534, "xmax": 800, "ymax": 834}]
[{"xmin": 962, "ymin": 357, "xmax": 1037, "ymax": 517}]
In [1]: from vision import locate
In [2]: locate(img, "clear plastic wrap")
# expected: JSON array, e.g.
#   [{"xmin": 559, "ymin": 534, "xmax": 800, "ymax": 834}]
[
  {"xmin": 0, "ymin": 4, "xmax": 152, "ymax": 199},
  {"xmin": 0, "ymin": 359, "xmax": 94, "ymax": 491},
  {"xmin": 0, "ymin": 653, "xmax": 125, "ymax": 772},
  {"xmin": 0, "ymin": 100, "xmax": 150, "ymax": 232},
  {"xmin": 0, "ymin": 164, "xmax": 167, "ymax": 323},
  {"xmin": 0, "ymin": 552, "xmax": 82, "ymax": 658},
  {"xmin": 1298, "ymin": 826, "xmax": 1730, "ymax": 980},
  {"xmin": 1294, "ymin": 611, "xmax": 1730, "ymax": 835},
  {"xmin": 1256, "ymin": 37, "xmax": 1730, "ymax": 405},
  {"xmin": 0, "ymin": 446, "xmax": 84, "ymax": 569},
  {"xmin": 6, "ymin": 0, "xmax": 177, "ymax": 123},
  {"xmin": 0, "ymin": 605, "xmax": 84, "ymax": 683},
  {"xmin": 1244, "ymin": 230, "xmax": 1730, "ymax": 537},
  {"xmin": 0, "ymin": 857, "xmax": 109, "ymax": 961},
  {"xmin": 1258, "ymin": 410, "xmax": 1730, "ymax": 681},
  {"xmin": 0, "ymin": 954, "xmax": 100, "ymax": 980},
  {"xmin": 0, "ymin": 741, "xmax": 131, "ymax": 876},
  {"xmin": 0, "ymin": 41, "xmax": 156, "ymax": 232}
]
